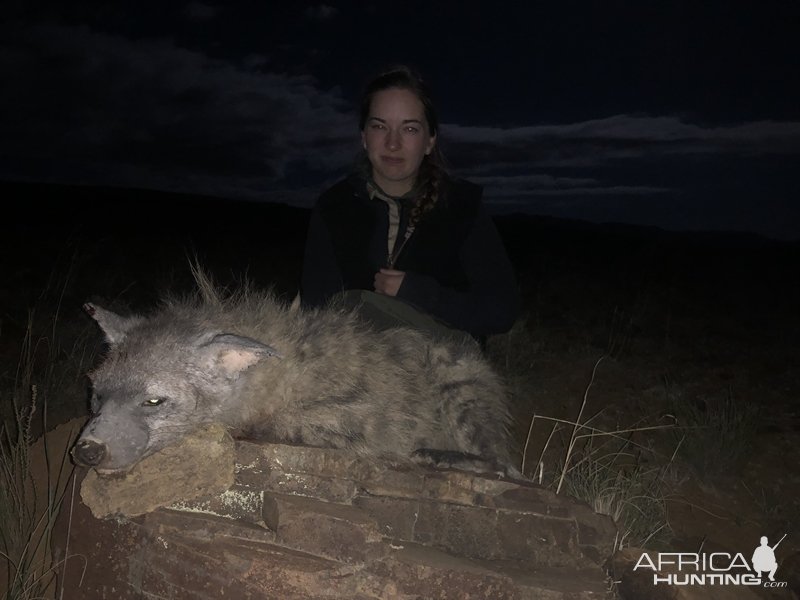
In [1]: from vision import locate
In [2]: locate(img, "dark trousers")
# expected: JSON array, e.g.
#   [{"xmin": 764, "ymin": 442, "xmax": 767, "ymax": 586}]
[{"xmin": 335, "ymin": 290, "xmax": 478, "ymax": 348}]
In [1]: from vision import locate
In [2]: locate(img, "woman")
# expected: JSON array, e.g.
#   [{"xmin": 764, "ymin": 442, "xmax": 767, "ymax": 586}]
[{"xmin": 301, "ymin": 66, "xmax": 519, "ymax": 345}]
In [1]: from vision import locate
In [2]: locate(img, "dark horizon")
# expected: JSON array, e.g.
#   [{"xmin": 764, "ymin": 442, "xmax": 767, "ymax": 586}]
[{"xmin": 4, "ymin": 178, "xmax": 799, "ymax": 249}]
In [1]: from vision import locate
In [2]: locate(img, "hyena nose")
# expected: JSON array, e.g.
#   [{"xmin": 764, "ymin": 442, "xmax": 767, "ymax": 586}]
[{"xmin": 73, "ymin": 439, "xmax": 107, "ymax": 467}]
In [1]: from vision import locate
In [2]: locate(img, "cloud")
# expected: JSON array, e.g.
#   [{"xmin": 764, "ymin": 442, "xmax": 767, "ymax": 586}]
[
  {"xmin": 182, "ymin": 2, "xmax": 220, "ymax": 21},
  {"xmin": 0, "ymin": 20, "xmax": 358, "ymax": 200},
  {"xmin": 439, "ymin": 115, "xmax": 800, "ymax": 215},
  {"xmin": 442, "ymin": 115, "xmax": 800, "ymax": 170},
  {"xmin": 468, "ymin": 174, "xmax": 669, "ymax": 201},
  {"xmin": 1, "ymin": 16, "xmax": 798, "ymax": 226},
  {"xmin": 304, "ymin": 5, "xmax": 339, "ymax": 20}
]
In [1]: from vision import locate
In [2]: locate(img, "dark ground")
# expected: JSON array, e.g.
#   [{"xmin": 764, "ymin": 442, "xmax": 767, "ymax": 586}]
[{"xmin": 2, "ymin": 180, "xmax": 800, "ymax": 593}]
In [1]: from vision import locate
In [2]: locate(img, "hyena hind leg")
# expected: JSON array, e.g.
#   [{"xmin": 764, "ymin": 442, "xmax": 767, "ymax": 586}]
[{"xmin": 437, "ymin": 389, "xmax": 515, "ymax": 475}]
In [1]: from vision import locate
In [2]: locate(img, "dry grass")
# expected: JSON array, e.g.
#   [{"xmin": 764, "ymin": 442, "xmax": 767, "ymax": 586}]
[
  {"xmin": 0, "ymin": 388, "xmax": 82, "ymax": 600},
  {"xmin": 1, "ymin": 284, "xmax": 95, "ymax": 599},
  {"xmin": 519, "ymin": 358, "xmax": 677, "ymax": 549},
  {"xmin": 667, "ymin": 382, "xmax": 759, "ymax": 480}
]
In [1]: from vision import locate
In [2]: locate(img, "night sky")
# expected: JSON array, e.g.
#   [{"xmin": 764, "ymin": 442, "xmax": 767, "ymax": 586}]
[{"xmin": 2, "ymin": 1, "xmax": 799, "ymax": 240}]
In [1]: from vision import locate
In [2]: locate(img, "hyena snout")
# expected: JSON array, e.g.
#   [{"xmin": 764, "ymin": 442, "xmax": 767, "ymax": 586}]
[{"xmin": 72, "ymin": 439, "xmax": 107, "ymax": 467}]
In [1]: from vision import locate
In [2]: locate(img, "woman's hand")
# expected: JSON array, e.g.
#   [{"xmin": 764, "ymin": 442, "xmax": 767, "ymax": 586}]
[{"xmin": 374, "ymin": 268, "xmax": 406, "ymax": 297}]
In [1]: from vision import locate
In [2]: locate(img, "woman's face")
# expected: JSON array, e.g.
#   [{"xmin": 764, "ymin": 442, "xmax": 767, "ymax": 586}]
[{"xmin": 361, "ymin": 87, "xmax": 436, "ymax": 197}]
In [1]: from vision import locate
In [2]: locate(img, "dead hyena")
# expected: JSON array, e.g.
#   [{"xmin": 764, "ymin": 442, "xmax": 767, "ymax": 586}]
[{"xmin": 73, "ymin": 275, "xmax": 515, "ymax": 477}]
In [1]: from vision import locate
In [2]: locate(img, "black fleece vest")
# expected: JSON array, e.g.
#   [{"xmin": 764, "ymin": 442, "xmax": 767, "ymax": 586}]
[{"xmin": 316, "ymin": 177, "xmax": 483, "ymax": 294}]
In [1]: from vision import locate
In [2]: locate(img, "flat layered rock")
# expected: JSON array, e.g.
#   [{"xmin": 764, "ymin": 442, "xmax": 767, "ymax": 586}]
[{"xmin": 54, "ymin": 430, "xmax": 617, "ymax": 598}]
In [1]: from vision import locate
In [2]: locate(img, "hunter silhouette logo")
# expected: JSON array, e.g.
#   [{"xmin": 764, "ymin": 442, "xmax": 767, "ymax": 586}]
[
  {"xmin": 633, "ymin": 534, "xmax": 788, "ymax": 587},
  {"xmin": 752, "ymin": 534, "xmax": 785, "ymax": 582}
]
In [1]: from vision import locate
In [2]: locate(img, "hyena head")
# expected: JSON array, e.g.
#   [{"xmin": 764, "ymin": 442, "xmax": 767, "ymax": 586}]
[{"xmin": 73, "ymin": 303, "xmax": 280, "ymax": 474}]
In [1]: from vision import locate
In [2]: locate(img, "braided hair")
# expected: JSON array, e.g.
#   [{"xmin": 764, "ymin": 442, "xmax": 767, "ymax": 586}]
[{"xmin": 358, "ymin": 65, "xmax": 449, "ymax": 230}]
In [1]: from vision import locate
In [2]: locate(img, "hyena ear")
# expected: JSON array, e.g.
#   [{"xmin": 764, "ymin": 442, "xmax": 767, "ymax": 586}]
[
  {"xmin": 83, "ymin": 303, "xmax": 144, "ymax": 346},
  {"xmin": 198, "ymin": 333, "xmax": 281, "ymax": 379}
]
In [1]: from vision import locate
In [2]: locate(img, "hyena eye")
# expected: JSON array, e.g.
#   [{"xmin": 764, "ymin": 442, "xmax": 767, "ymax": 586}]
[{"xmin": 142, "ymin": 397, "xmax": 167, "ymax": 407}]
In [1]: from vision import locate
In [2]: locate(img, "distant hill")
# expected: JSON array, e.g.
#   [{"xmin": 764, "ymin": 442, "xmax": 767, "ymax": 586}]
[
  {"xmin": 3, "ymin": 179, "xmax": 309, "ymax": 233},
  {"xmin": 5, "ymin": 179, "xmax": 795, "ymax": 248},
  {"xmin": 3, "ymin": 179, "xmax": 798, "ymax": 315}
]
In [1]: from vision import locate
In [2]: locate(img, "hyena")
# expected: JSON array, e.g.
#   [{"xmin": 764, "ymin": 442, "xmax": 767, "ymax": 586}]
[{"xmin": 73, "ymin": 274, "xmax": 515, "ymax": 476}]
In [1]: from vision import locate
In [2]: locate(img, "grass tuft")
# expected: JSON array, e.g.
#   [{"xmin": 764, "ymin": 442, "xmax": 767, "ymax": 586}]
[
  {"xmin": 1, "ymin": 293, "xmax": 93, "ymax": 599},
  {"xmin": 521, "ymin": 356, "xmax": 677, "ymax": 549},
  {"xmin": 668, "ymin": 385, "xmax": 758, "ymax": 480}
]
